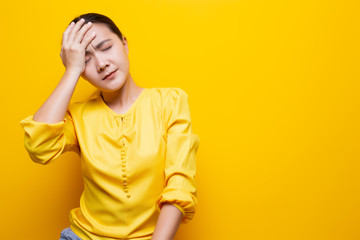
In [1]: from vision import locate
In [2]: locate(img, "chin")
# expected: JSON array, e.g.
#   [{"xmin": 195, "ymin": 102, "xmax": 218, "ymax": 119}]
[{"xmin": 98, "ymin": 79, "xmax": 126, "ymax": 92}]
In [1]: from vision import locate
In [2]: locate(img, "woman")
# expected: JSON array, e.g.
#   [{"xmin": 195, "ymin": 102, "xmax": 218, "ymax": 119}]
[{"xmin": 20, "ymin": 13, "xmax": 199, "ymax": 240}]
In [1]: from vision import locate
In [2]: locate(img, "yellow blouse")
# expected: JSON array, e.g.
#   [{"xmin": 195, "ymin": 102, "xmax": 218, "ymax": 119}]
[{"xmin": 19, "ymin": 87, "xmax": 200, "ymax": 240}]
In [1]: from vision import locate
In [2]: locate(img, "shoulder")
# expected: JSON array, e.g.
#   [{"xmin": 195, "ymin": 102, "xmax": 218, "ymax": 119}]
[
  {"xmin": 146, "ymin": 88, "xmax": 189, "ymax": 115},
  {"xmin": 147, "ymin": 87, "xmax": 188, "ymax": 102},
  {"xmin": 68, "ymin": 100, "xmax": 89, "ymax": 112},
  {"xmin": 67, "ymin": 95, "xmax": 100, "ymax": 117},
  {"xmin": 146, "ymin": 88, "xmax": 191, "ymax": 122}
]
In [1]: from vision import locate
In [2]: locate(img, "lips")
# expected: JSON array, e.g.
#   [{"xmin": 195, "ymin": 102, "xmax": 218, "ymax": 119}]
[{"xmin": 103, "ymin": 69, "xmax": 118, "ymax": 80}]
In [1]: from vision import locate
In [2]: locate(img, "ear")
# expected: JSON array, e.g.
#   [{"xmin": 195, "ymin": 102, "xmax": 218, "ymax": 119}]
[{"xmin": 122, "ymin": 36, "xmax": 129, "ymax": 55}]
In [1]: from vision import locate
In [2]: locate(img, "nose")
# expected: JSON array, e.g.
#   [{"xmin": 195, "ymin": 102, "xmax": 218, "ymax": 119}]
[{"xmin": 95, "ymin": 54, "xmax": 110, "ymax": 73}]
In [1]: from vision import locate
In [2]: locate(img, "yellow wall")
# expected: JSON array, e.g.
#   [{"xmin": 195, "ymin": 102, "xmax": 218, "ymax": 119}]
[{"xmin": 2, "ymin": 0, "xmax": 359, "ymax": 239}]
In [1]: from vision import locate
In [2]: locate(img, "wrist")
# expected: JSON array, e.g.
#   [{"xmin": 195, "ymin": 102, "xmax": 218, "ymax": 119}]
[{"xmin": 64, "ymin": 68, "xmax": 82, "ymax": 78}]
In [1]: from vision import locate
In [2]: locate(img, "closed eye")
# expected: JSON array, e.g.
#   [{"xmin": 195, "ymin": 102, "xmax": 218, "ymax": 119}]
[
  {"xmin": 85, "ymin": 46, "xmax": 112, "ymax": 64},
  {"xmin": 103, "ymin": 46, "xmax": 112, "ymax": 51}
]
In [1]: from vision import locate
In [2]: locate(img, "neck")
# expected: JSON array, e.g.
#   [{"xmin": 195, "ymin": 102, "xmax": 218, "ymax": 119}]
[{"xmin": 100, "ymin": 72, "xmax": 144, "ymax": 114}]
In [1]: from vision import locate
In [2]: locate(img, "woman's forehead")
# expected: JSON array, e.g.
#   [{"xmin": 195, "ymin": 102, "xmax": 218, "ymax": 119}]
[
  {"xmin": 85, "ymin": 38, "xmax": 113, "ymax": 55},
  {"xmin": 84, "ymin": 24, "xmax": 116, "ymax": 49}
]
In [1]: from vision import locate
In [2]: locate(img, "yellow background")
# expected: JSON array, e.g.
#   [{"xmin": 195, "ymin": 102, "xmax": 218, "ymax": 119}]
[{"xmin": 1, "ymin": 0, "xmax": 359, "ymax": 239}]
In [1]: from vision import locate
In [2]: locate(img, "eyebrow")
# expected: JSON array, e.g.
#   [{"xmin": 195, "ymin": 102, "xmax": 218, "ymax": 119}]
[{"xmin": 85, "ymin": 39, "xmax": 112, "ymax": 55}]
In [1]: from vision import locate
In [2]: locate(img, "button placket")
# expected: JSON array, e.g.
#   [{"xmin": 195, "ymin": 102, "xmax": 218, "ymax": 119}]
[{"xmin": 120, "ymin": 116, "xmax": 131, "ymax": 198}]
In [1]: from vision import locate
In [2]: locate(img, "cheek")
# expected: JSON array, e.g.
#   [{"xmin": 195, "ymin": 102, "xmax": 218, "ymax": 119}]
[
  {"xmin": 113, "ymin": 47, "xmax": 129, "ymax": 63},
  {"xmin": 82, "ymin": 65, "xmax": 97, "ymax": 80},
  {"xmin": 118, "ymin": 54, "xmax": 130, "ymax": 70}
]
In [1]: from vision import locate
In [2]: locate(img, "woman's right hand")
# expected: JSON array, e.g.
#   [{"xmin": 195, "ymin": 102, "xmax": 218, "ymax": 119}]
[{"xmin": 60, "ymin": 18, "xmax": 96, "ymax": 76}]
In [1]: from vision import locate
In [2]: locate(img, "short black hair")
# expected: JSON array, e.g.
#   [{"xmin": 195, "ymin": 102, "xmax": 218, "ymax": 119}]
[{"xmin": 70, "ymin": 13, "xmax": 124, "ymax": 42}]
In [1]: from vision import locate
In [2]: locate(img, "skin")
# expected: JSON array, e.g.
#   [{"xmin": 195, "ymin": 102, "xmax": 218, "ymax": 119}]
[
  {"xmin": 152, "ymin": 203, "xmax": 183, "ymax": 240},
  {"xmin": 33, "ymin": 18, "xmax": 183, "ymax": 239},
  {"xmin": 80, "ymin": 22, "xmax": 144, "ymax": 113}
]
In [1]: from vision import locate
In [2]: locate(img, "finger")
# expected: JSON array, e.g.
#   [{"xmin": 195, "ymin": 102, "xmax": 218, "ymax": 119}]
[
  {"xmin": 62, "ymin": 22, "xmax": 75, "ymax": 45},
  {"xmin": 81, "ymin": 31, "xmax": 97, "ymax": 50},
  {"xmin": 68, "ymin": 18, "xmax": 85, "ymax": 44},
  {"xmin": 68, "ymin": 18, "xmax": 85, "ymax": 43},
  {"xmin": 74, "ymin": 21, "xmax": 93, "ymax": 44}
]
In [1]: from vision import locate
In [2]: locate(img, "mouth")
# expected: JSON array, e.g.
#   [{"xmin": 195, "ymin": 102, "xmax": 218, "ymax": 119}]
[{"xmin": 102, "ymin": 69, "xmax": 118, "ymax": 80}]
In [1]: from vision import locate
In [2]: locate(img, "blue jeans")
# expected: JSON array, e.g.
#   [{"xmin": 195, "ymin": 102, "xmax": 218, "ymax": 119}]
[{"xmin": 59, "ymin": 227, "xmax": 82, "ymax": 240}]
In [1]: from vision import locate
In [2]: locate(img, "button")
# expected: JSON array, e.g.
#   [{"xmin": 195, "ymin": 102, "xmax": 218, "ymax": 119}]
[
  {"xmin": 124, "ymin": 182, "xmax": 127, "ymax": 186},
  {"xmin": 122, "ymin": 173, "xmax": 126, "ymax": 177},
  {"xmin": 122, "ymin": 160, "xmax": 126, "ymax": 163},
  {"xmin": 124, "ymin": 189, "xmax": 129, "ymax": 193},
  {"xmin": 126, "ymin": 194, "xmax": 131, "ymax": 198},
  {"xmin": 122, "ymin": 168, "xmax": 126, "ymax": 172},
  {"xmin": 122, "ymin": 164, "xmax": 126, "ymax": 167}
]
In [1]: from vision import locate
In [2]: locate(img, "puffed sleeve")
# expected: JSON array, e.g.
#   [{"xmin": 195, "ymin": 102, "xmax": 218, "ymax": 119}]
[
  {"xmin": 155, "ymin": 88, "xmax": 200, "ymax": 224},
  {"xmin": 19, "ymin": 108, "xmax": 79, "ymax": 165}
]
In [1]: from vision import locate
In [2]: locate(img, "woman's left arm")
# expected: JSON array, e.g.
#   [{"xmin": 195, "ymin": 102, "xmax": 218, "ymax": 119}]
[
  {"xmin": 151, "ymin": 203, "xmax": 183, "ymax": 240},
  {"xmin": 153, "ymin": 88, "xmax": 200, "ymax": 239}
]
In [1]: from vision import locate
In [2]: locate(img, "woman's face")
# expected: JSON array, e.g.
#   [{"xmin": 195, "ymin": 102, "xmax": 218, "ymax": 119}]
[{"xmin": 81, "ymin": 23, "xmax": 130, "ymax": 92}]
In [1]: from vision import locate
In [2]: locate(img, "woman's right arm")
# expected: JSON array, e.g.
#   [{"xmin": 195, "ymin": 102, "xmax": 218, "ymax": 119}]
[
  {"xmin": 33, "ymin": 18, "xmax": 96, "ymax": 124},
  {"xmin": 20, "ymin": 19, "xmax": 96, "ymax": 164}
]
